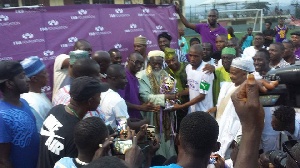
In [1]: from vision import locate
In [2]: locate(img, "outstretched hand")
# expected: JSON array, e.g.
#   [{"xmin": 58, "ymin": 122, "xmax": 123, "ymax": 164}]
[
  {"xmin": 92, "ymin": 136, "xmax": 114, "ymax": 160},
  {"xmin": 174, "ymin": 1, "xmax": 181, "ymax": 13}
]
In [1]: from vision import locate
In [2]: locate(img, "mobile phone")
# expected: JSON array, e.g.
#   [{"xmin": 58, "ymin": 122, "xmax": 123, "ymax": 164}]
[
  {"xmin": 147, "ymin": 125, "xmax": 156, "ymax": 140},
  {"xmin": 112, "ymin": 139, "xmax": 132, "ymax": 155}
]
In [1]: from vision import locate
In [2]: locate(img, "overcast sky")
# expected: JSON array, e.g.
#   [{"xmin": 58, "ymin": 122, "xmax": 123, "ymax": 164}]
[{"xmin": 185, "ymin": 0, "xmax": 293, "ymax": 6}]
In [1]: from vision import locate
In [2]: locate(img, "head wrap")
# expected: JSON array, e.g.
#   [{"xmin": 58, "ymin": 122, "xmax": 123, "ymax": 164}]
[
  {"xmin": 69, "ymin": 50, "xmax": 89, "ymax": 65},
  {"xmin": 70, "ymin": 76, "xmax": 109, "ymax": 102},
  {"xmin": 221, "ymin": 47, "xmax": 236, "ymax": 56},
  {"xmin": 134, "ymin": 35, "xmax": 147, "ymax": 45},
  {"xmin": 231, "ymin": 57, "xmax": 255, "ymax": 72},
  {"xmin": 148, "ymin": 50, "xmax": 165, "ymax": 59},
  {"xmin": 21, "ymin": 56, "xmax": 45, "ymax": 77},
  {"xmin": 164, "ymin": 48, "xmax": 176, "ymax": 60},
  {"xmin": 0, "ymin": 61, "xmax": 24, "ymax": 83},
  {"xmin": 157, "ymin": 32, "xmax": 172, "ymax": 41}
]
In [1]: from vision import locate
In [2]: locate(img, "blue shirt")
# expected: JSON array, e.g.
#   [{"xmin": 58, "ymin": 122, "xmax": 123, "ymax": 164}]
[
  {"xmin": 151, "ymin": 164, "xmax": 183, "ymax": 168},
  {"xmin": 242, "ymin": 35, "xmax": 253, "ymax": 51},
  {"xmin": 0, "ymin": 99, "xmax": 40, "ymax": 168},
  {"xmin": 54, "ymin": 157, "xmax": 76, "ymax": 168}
]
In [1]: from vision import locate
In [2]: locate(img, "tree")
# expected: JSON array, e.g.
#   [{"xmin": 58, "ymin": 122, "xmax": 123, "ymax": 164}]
[{"xmin": 244, "ymin": 2, "xmax": 271, "ymax": 11}]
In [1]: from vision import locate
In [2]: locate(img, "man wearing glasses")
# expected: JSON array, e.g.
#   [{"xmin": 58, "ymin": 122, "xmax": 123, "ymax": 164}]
[{"xmin": 119, "ymin": 52, "xmax": 158, "ymax": 120}]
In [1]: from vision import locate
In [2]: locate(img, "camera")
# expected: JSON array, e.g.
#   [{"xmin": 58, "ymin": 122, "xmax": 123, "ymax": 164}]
[
  {"xmin": 106, "ymin": 117, "xmax": 133, "ymax": 155},
  {"xmin": 265, "ymin": 140, "xmax": 298, "ymax": 168},
  {"xmin": 259, "ymin": 64, "xmax": 300, "ymax": 107}
]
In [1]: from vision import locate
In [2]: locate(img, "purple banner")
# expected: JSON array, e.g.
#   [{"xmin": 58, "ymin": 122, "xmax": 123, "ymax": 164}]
[{"xmin": 0, "ymin": 4, "xmax": 178, "ymax": 97}]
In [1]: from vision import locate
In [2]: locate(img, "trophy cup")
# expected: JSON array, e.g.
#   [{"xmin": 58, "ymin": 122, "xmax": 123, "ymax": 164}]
[{"xmin": 160, "ymin": 74, "xmax": 179, "ymax": 110}]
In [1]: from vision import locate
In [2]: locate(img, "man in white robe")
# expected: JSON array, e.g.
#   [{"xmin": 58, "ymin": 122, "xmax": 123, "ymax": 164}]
[{"xmin": 216, "ymin": 58, "xmax": 255, "ymax": 159}]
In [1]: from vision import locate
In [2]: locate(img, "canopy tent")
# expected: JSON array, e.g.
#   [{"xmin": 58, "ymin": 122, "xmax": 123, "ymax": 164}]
[{"xmin": 196, "ymin": 0, "xmax": 271, "ymax": 5}]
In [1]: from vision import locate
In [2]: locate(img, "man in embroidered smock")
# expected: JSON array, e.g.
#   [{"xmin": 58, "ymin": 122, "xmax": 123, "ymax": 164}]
[
  {"xmin": 52, "ymin": 39, "xmax": 92, "ymax": 101},
  {"xmin": 0, "ymin": 61, "xmax": 39, "ymax": 168},
  {"xmin": 169, "ymin": 44, "xmax": 214, "ymax": 114},
  {"xmin": 164, "ymin": 48, "xmax": 189, "ymax": 130},
  {"xmin": 136, "ymin": 50, "xmax": 177, "ymax": 158},
  {"xmin": 38, "ymin": 76, "xmax": 109, "ymax": 168},
  {"xmin": 216, "ymin": 58, "xmax": 255, "ymax": 159},
  {"xmin": 20, "ymin": 56, "xmax": 52, "ymax": 132},
  {"xmin": 175, "ymin": 5, "xmax": 227, "ymax": 52},
  {"xmin": 212, "ymin": 47, "xmax": 235, "ymax": 106},
  {"xmin": 269, "ymin": 42, "xmax": 290, "ymax": 70},
  {"xmin": 119, "ymin": 52, "xmax": 158, "ymax": 120},
  {"xmin": 134, "ymin": 35, "xmax": 148, "ymax": 69},
  {"xmin": 92, "ymin": 50, "xmax": 111, "ymax": 82}
]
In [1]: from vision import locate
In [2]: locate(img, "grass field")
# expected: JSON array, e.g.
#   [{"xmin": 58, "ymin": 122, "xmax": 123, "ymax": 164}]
[{"xmin": 184, "ymin": 28, "xmax": 300, "ymax": 46}]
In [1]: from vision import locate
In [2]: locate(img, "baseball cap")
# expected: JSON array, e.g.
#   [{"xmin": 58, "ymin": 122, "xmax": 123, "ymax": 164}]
[
  {"xmin": 0, "ymin": 61, "xmax": 24, "ymax": 83},
  {"xmin": 70, "ymin": 76, "xmax": 109, "ymax": 101}
]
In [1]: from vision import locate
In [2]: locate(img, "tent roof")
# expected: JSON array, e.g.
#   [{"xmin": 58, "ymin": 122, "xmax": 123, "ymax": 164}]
[{"xmin": 197, "ymin": 0, "xmax": 270, "ymax": 5}]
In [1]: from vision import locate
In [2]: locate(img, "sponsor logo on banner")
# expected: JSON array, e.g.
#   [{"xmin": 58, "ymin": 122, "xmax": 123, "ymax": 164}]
[
  {"xmin": 0, "ymin": 15, "xmax": 21, "ymax": 27},
  {"xmin": 41, "ymin": 50, "xmax": 56, "ymax": 61},
  {"xmin": 109, "ymin": 8, "xmax": 130, "ymax": 18},
  {"xmin": 124, "ymin": 23, "xmax": 144, "ymax": 33},
  {"xmin": 146, "ymin": 40, "xmax": 157, "ymax": 48},
  {"xmin": 13, "ymin": 33, "xmax": 45, "ymax": 45},
  {"xmin": 89, "ymin": 26, "xmax": 112, "ymax": 36},
  {"xmin": 0, "ymin": 56, "xmax": 13, "ymax": 61},
  {"xmin": 15, "ymin": 8, "xmax": 47, "ymax": 14},
  {"xmin": 114, "ymin": 43, "xmax": 128, "ymax": 52},
  {"xmin": 152, "ymin": 25, "xmax": 168, "ymax": 33},
  {"xmin": 40, "ymin": 20, "xmax": 68, "ymax": 31},
  {"xmin": 60, "ymin": 37, "xmax": 78, "ymax": 48},
  {"xmin": 138, "ymin": 8, "xmax": 155, "ymax": 17},
  {"xmin": 41, "ymin": 86, "xmax": 51, "ymax": 92},
  {"xmin": 70, "ymin": 9, "xmax": 96, "ymax": 20},
  {"xmin": 169, "ymin": 13, "xmax": 178, "ymax": 20}
]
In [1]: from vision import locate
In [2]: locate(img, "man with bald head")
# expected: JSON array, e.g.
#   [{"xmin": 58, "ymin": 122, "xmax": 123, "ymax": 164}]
[
  {"xmin": 175, "ymin": 5, "xmax": 227, "ymax": 51},
  {"xmin": 92, "ymin": 51, "xmax": 111, "ymax": 81},
  {"xmin": 52, "ymin": 39, "xmax": 92, "ymax": 100},
  {"xmin": 170, "ymin": 44, "xmax": 214, "ymax": 113},
  {"xmin": 119, "ymin": 52, "xmax": 157, "ymax": 119},
  {"xmin": 100, "ymin": 64, "xmax": 147, "ymax": 130},
  {"xmin": 108, "ymin": 48, "xmax": 122, "ymax": 65},
  {"xmin": 269, "ymin": 42, "xmax": 290, "ymax": 69}
]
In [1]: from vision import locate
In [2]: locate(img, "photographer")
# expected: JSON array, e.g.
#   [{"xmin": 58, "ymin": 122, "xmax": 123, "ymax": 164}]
[{"xmin": 271, "ymin": 106, "xmax": 300, "ymax": 141}]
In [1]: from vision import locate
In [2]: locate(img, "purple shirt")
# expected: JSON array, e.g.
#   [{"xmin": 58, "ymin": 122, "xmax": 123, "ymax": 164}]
[
  {"xmin": 195, "ymin": 23, "xmax": 228, "ymax": 51},
  {"xmin": 275, "ymin": 25, "xmax": 288, "ymax": 42},
  {"xmin": 118, "ymin": 68, "xmax": 142, "ymax": 119},
  {"xmin": 295, "ymin": 48, "xmax": 300, "ymax": 59}
]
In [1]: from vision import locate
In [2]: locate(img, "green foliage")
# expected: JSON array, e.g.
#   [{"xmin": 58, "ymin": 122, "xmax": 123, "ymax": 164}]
[{"xmin": 244, "ymin": 2, "xmax": 271, "ymax": 11}]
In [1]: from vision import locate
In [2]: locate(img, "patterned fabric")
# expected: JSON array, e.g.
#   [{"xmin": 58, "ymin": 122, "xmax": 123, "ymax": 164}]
[
  {"xmin": 270, "ymin": 59, "xmax": 290, "ymax": 70},
  {"xmin": 0, "ymin": 99, "xmax": 39, "ymax": 168},
  {"xmin": 52, "ymin": 85, "xmax": 105, "ymax": 121},
  {"xmin": 145, "ymin": 66, "xmax": 172, "ymax": 141}
]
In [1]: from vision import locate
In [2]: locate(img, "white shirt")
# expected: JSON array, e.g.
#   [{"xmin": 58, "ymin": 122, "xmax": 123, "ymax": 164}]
[
  {"xmin": 217, "ymin": 82, "xmax": 241, "ymax": 158},
  {"xmin": 242, "ymin": 46, "xmax": 268, "ymax": 60},
  {"xmin": 52, "ymin": 54, "xmax": 69, "ymax": 101},
  {"xmin": 285, "ymin": 113, "xmax": 300, "ymax": 140},
  {"xmin": 100, "ymin": 89, "xmax": 129, "ymax": 128},
  {"xmin": 186, "ymin": 62, "xmax": 214, "ymax": 112},
  {"xmin": 21, "ymin": 92, "xmax": 52, "ymax": 132}
]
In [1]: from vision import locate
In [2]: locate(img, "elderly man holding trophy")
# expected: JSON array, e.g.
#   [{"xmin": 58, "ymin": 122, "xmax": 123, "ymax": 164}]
[{"xmin": 137, "ymin": 50, "xmax": 179, "ymax": 158}]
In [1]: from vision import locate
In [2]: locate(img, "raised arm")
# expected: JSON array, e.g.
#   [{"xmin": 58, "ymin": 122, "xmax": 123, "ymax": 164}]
[{"xmin": 175, "ymin": 2, "xmax": 197, "ymax": 30}]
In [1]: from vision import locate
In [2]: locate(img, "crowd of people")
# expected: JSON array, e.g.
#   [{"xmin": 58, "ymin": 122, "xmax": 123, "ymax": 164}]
[{"xmin": 0, "ymin": 4, "xmax": 300, "ymax": 168}]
